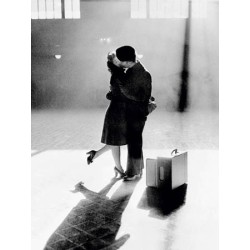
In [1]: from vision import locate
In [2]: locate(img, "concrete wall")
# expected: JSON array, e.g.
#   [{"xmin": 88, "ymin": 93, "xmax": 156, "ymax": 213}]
[{"xmin": 31, "ymin": 1, "xmax": 218, "ymax": 111}]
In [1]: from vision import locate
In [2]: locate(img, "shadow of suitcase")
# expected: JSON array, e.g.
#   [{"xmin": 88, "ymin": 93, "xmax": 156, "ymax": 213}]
[{"xmin": 146, "ymin": 151, "xmax": 188, "ymax": 190}]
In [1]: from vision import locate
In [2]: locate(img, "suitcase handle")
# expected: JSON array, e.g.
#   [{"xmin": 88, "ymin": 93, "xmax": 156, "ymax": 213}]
[
  {"xmin": 171, "ymin": 148, "xmax": 179, "ymax": 156},
  {"xmin": 159, "ymin": 167, "xmax": 164, "ymax": 181}
]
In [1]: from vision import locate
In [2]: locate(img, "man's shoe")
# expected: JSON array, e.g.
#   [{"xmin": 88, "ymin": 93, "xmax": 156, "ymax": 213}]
[{"xmin": 123, "ymin": 174, "xmax": 140, "ymax": 181}]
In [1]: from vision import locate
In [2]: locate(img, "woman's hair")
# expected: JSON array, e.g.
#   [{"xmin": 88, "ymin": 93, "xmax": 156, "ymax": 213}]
[
  {"xmin": 106, "ymin": 51, "xmax": 125, "ymax": 75},
  {"xmin": 107, "ymin": 61, "xmax": 123, "ymax": 74},
  {"xmin": 107, "ymin": 52, "xmax": 120, "ymax": 73},
  {"xmin": 107, "ymin": 52, "xmax": 116, "ymax": 62}
]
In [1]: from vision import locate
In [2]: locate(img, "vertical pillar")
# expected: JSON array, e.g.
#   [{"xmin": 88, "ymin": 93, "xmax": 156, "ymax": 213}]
[
  {"xmin": 61, "ymin": 0, "xmax": 65, "ymax": 18},
  {"xmin": 178, "ymin": 0, "xmax": 191, "ymax": 112}
]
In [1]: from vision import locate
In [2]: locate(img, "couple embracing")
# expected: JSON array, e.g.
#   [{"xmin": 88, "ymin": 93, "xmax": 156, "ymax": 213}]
[{"xmin": 86, "ymin": 45, "xmax": 153, "ymax": 181}]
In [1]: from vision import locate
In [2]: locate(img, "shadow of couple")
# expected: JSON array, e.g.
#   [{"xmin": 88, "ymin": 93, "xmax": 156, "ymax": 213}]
[
  {"xmin": 44, "ymin": 176, "xmax": 187, "ymax": 249},
  {"xmin": 44, "ymin": 177, "xmax": 140, "ymax": 250}
]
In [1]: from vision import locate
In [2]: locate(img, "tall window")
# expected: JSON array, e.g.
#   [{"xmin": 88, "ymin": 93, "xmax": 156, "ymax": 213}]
[
  {"xmin": 131, "ymin": 0, "xmax": 147, "ymax": 18},
  {"xmin": 149, "ymin": 0, "xmax": 189, "ymax": 18},
  {"xmin": 192, "ymin": 0, "xmax": 208, "ymax": 18},
  {"xmin": 31, "ymin": 0, "xmax": 80, "ymax": 19},
  {"xmin": 131, "ymin": 0, "xmax": 208, "ymax": 19}
]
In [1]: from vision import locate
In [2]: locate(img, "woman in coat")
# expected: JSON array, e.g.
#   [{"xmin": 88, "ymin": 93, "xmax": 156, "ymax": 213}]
[{"xmin": 86, "ymin": 53, "xmax": 127, "ymax": 178}]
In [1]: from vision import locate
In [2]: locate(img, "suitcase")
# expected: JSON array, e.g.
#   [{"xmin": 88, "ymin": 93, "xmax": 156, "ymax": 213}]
[{"xmin": 146, "ymin": 151, "xmax": 188, "ymax": 190}]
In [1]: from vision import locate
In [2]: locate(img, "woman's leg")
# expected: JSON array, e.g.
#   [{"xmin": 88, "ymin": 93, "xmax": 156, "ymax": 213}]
[
  {"xmin": 110, "ymin": 146, "xmax": 124, "ymax": 172},
  {"xmin": 88, "ymin": 145, "xmax": 124, "ymax": 175},
  {"xmin": 93, "ymin": 145, "xmax": 111, "ymax": 160}
]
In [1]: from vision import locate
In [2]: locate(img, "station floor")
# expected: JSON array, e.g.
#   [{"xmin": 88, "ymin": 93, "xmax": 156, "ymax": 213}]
[{"xmin": 32, "ymin": 109, "xmax": 219, "ymax": 250}]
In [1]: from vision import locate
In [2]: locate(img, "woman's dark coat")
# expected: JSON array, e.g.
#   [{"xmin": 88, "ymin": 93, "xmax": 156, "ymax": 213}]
[{"xmin": 101, "ymin": 67, "xmax": 127, "ymax": 145}]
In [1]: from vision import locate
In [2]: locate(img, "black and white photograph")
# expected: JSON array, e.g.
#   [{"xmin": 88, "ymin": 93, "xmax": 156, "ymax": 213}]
[
  {"xmin": 3, "ymin": 0, "xmax": 250, "ymax": 250},
  {"xmin": 30, "ymin": 0, "xmax": 220, "ymax": 249}
]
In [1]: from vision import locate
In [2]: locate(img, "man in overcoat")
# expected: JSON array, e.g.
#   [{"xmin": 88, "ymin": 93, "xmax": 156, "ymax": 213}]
[{"xmin": 112, "ymin": 45, "xmax": 152, "ymax": 180}]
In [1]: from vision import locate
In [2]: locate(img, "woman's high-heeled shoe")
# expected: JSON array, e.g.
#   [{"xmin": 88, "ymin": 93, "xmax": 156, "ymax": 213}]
[
  {"xmin": 114, "ymin": 167, "xmax": 126, "ymax": 178},
  {"xmin": 86, "ymin": 150, "xmax": 96, "ymax": 165}
]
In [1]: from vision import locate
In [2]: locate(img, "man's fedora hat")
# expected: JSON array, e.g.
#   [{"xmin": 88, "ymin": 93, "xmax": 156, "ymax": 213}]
[{"xmin": 116, "ymin": 45, "xmax": 143, "ymax": 62}]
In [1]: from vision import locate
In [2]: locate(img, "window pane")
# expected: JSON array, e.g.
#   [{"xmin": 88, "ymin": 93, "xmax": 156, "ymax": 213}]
[
  {"xmin": 149, "ymin": 0, "xmax": 188, "ymax": 18},
  {"xmin": 38, "ymin": 0, "xmax": 46, "ymax": 19},
  {"xmin": 32, "ymin": 0, "xmax": 81, "ymax": 20},
  {"xmin": 131, "ymin": 0, "xmax": 147, "ymax": 19},
  {"xmin": 72, "ymin": 0, "xmax": 80, "ymax": 19},
  {"xmin": 46, "ymin": 0, "xmax": 54, "ymax": 19},
  {"xmin": 65, "ymin": 0, "xmax": 73, "ymax": 19},
  {"xmin": 149, "ymin": 0, "xmax": 170, "ymax": 18},
  {"xmin": 192, "ymin": 0, "xmax": 207, "ymax": 18},
  {"xmin": 173, "ymin": 0, "xmax": 188, "ymax": 18},
  {"xmin": 54, "ymin": 0, "xmax": 62, "ymax": 19},
  {"xmin": 31, "ymin": 0, "xmax": 39, "ymax": 19},
  {"xmin": 179, "ymin": 0, "xmax": 189, "ymax": 18}
]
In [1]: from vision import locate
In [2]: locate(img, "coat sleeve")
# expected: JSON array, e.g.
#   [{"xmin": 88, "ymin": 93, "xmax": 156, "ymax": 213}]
[{"xmin": 118, "ymin": 71, "xmax": 152, "ymax": 102}]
